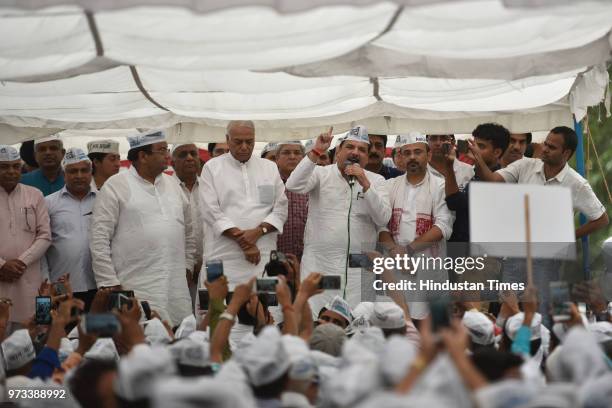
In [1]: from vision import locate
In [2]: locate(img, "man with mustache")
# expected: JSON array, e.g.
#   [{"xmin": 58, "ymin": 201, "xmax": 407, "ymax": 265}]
[
  {"xmin": 366, "ymin": 134, "xmax": 404, "ymax": 180},
  {"xmin": 43, "ymin": 148, "xmax": 98, "ymax": 310},
  {"xmin": 427, "ymin": 134, "xmax": 474, "ymax": 192},
  {"xmin": 501, "ymin": 133, "xmax": 531, "ymax": 168},
  {"xmin": 286, "ymin": 125, "xmax": 391, "ymax": 312},
  {"xmin": 21, "ymin": 135, "xmax": 66, "ymax": 196},
  {"xmin": 378, "ymin": 133, "xmax": 452, "ymax": 320}
]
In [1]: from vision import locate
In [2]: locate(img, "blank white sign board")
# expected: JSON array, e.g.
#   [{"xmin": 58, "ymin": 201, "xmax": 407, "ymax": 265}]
[{"xmin": 469, "ymin": 182, "xmax": 576, "ymax": 260}]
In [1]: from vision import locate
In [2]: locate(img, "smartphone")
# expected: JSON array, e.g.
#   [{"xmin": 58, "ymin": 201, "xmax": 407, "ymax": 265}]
[
  {"xmin": 348, "ymin": 254, "xmax": 370, "ymax": 268},
  {"xmin": 108, "ymin": 291, "xmax": 134, "ymax": 311},
  {"xmin": 35, "ymin": 296, "xmax": 52, "ymax": 325},
  {"xmin": 256, "ymin": 278, "xmax": 278, "ymax": 293},
  {"xmin": 258, "ymin": 292, "xmax": 278, "ymax": 307},
  {"xmin": 442, "ymin": 143, "xmax": 452, "ymax": 155},
  {"xmin": 81, "ymin": 314, "xmax": 121, "ymax": 337},
  {"xmin": 141, "ymin": 301, "xmax": 152, "ymax": 320},
  {"xmin": 550, "ymin": 281, "xmax": 571, "ymax": 322},
  {"xmin": 52, "ymin": 282, "xmax": 67, "ymax": 296},
  {"xmin": 206, "ymin": 260, "xmax": 224, "ymax": 283},
  {"xmin": 429, "ymin": 298, "xmax": 451, "ymax": 332},
  {"xmin": 198, "ymin": 289, "xmax": 209, "ymax": 311},
  {"xmin": 319, "ymin": 275, "xmax": 341, "ymax": 290}
]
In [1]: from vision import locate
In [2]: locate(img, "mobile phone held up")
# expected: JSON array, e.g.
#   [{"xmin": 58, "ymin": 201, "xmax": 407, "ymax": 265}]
[
  {"xmin": 429, "ymin": 297, "xmax": 451, "ymax": 332},
  {"xmin": 108, "ymin": 290, "xmax": 134, "ymax": 311},
  {"xmin": 256, "ymin": 278, "xmax": 278, "ymax": 293},
  {"xmin": 198, "ymin": 290, "xmax": 209, "ymax": 311},
  {"xmin": 206, "ymin": 260, "xmax": 224, "ymax": 283},
  {"xmin": 141, "ymin": 301, "xmax": 152, "ymax": 320},
  {"xmin": 550, "ymin": 281, "xmax": 571, "ymax": 322},
  {"xmin": 319, "ymin": 275, "xmax": 341, "ymax": 290},
  {"xmin": 81, "ymin": 314, "xmax": 121, "ymax": 337},
  {"xmin": 35, "ymin": 296, "xmax": 52, "ymax": 325}
]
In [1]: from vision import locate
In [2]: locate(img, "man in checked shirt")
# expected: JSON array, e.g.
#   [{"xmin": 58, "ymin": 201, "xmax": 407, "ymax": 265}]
[{"xmin": 276, "ymin": 141, "xmax": 308, "ymax": 261}]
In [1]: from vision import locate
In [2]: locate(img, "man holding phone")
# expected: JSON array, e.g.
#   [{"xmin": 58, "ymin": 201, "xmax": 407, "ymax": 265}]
[
  {"xmin": 0, "ymin": 145, "xmax": 51, "ymax": 332},
  {"xmin": 427, "ymin": 134, "xmax": 474, "ymax": 192},
  {"xmin": 286, "ymin": 125, "xmax": 391, "ymax": 313}
]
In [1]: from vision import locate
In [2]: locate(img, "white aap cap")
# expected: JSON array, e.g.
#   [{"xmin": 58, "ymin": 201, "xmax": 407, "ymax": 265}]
[
  {"xmin": 127, "ymin": 130, "xmax": 166, "ymax": 150},
  {"xmin": 84, "ymin": 338, "xmax": 119, "ymax": 362},
  {"xmin": 34, "ymin": 134, "xmax": 62, "ymax": 146},
  {"xmin": 175, "ymin": 314, "xmax": 197, "ymax": 340},
  {"xmin": 462, "ymin": 311, "xmax": 495, "ymax": 345},
  {"xmin": 325, "ymin": 296, "xmax": 353, "ymax": 324},
  {"xmin": 394, "ymin": 132, "xmax": 427, "ymax": 148},
  {"xmin": 0, "ymin": 145, "xmax": 20, "ymax": 162},
  {"xmin": 338, "ymin": 125, "xmax": 369, "ymax": 145},
  {"xmin": 87, "ymin": 139, "xmax": 120, "ymax": 155},
  {"xmin": 1, "ymin": 329, "xmax": 35, "ymax": 370},
  {"xmin": 505, "ymin": 312, "xmax": 542, "ymax": 340},
  {"xmin": 167, "ymin": 338, "xmax": 210, "ymax": 368},
  {"xmin": 369, "ymin": 302, "xmax": 406, "ymax": 330},
  {"xmin": 171, "ymin": 142, "xmax": 197, "ymax": 156},
  {"xmin": 62, "ymin": 147, "xmax": 91, "ymax": 169},
  {"xmin": 239, "ymin": 326, "xmax": 291, "ymax": 387},
  {"xmin": 261, "ymin": 142, "xmax": 279, "ymax": 155},
  {"xmin": 144, "ymin": 318, "xmax": 172, "ymax": 345}
]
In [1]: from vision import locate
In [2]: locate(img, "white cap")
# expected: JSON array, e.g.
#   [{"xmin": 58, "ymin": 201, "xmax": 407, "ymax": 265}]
[
  {"xmin": 289, "ymin": 355, "xmax": 318, "ymax": 382},
  {"xmin": 171, "ymin": 142, "xmax": 197, "ymax": 156},
  {"xmin": 1, "ymin": 329, "xmax": 35, "ymax": 370},
  {"xmin": 87, "ymin": 139, "xmax": 120, "ymax": 155},
  {"xmin": 61, "ymin": 147, "xmax": 91, "ymax": 169},
  {"xmin": 175, "ymin": 314, "xmax": 197, "ymax": 340},
  {"xmin": 114, "ymin": 344, "xmax": 176, "ymax": 401},
  {"xmin": 324, "ymin": 296, "xmax": 353, "ymax": 324},
  {"xmin": 144, "ymin": 318, "xmax": 172, "ymax": 345},
  {"xmin": 238, "ymin": 326, "xmax": 291, "ymax": 387},
  {"xmin": 462, "ymin": 311, "xmax": 495, "ymax": 345},
  {"xmin": 380, "ymin": 335, "xmax": 417, "ymax": 385},
  {"xmin": 58, "ymin": 337, "xmax": 74, "ymax": 363},
  {"xmin": 167, "ymin": 338, "xmax": 210, "ymax": 368},
  {"xmin": 84, "ymin": 338, "xmax": 119, "ymax": 361},
  {"xmin": 127, "ymin": 129, "xmax": 166, "ymax": 150},
  {"xmin": 34, "ymin": 134, "xmax": 62, "ymax": 146},
  {"xmin": 369, "ymin": 302, "xmax": 405, "ymax": 330},
  {"xmin": 338, "ymin": 125, "xmax": 370, "ymax": 145},
  {"xmin": 261, "ymin": 142, "xmax": 279, "ymax": 155},
  {"xmin": 394, "ymin": 132, "xmax": 427, "ymax": 148},
  {"xmin": 352, "ymin": 302, "xmax": 375, "ymax": 320},
  {"xmin": 587, "ymin": 321, "xmax": 612, "ymax": 343},
  {"xmin": 505, "ymin": 312, "xmax": 542, "ymax": 340},
  {"xmin": 0, "ymin": 145, "xmax": 20, "ymax": 162},
  {"xmin": 304, "ymin": 139, "xmax": 315, "ymax": 153},
  {"xmin": 277, "ymin": 141, "xmax": 303, "ymax": 149},
  {"xmin": 150, "ymin": 376, "xmax": 256, "ymax": 408}
]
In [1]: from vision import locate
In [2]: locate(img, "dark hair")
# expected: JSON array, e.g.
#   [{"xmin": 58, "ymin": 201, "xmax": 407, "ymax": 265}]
[
  {"xmin": 338, "ymin": 139, "xmax": 373, "ymax": 152},
  {"xmin": 207, "ymin": 143, "xmax": 216, "ymax": 154},
  {"xmin": 88, "ymin": 152, "xmax": 108, "ymax": 175},
  {"xmin": 471, "ymin": 349, "xmax": 523, "ymax": 381},
  {"xmin": 251, "ymin": 371, "xmax": 289, "ymax": 399},
  {"xmin": 19, "ymin": 140, "xmax": 38, "ymax": 168},
  {"xmin": 524, "ymin": 132, "xmax": 533, "ymax": 145},
  {"xmin": 69, "ymin": 359, "xmax": 118, "ymax": 408},
  {"xmin": 382, "ymin": 326, "xmax": 407, "ymax": 338},
  {"xmin": 127, "ymin": 144, "xmax": 153, "ymax": 163},
  {"xmin": 472, "ymin": 123, "xmax": 510, "ymax": 155},
  {"xmin": 524, "ymin": 143, "xmax": 534, "ymax": 158},
  {"xmin": 369, "ymin": 134, "xmax": 388, "ymax": 146},
  {"xmin": 328, "ymin": 147, "xmax": 336, "ymax": 163},
  {"xmin": 549, "ymin": 126, "xmax": 577, "ymax": 157}
]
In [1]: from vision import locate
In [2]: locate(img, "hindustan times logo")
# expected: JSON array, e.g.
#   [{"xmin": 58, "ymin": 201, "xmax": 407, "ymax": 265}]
[{"xmin": 372, "ymin": 254, "xmax": 487, "ymax": 275}]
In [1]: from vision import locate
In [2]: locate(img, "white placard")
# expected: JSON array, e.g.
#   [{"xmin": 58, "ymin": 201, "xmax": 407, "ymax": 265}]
[{"xmin": 469, "ymin": 182, "xmax": 576, "ymax": 260}]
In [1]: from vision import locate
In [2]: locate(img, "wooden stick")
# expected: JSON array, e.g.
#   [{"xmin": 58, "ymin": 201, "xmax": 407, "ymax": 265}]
[{"xmin": 524, "ymin": 195, "xmax": 533, "ymax": 287}]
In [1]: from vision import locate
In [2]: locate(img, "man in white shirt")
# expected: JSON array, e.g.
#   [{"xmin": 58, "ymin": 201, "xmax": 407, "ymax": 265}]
[
  {"xmin": 472, "ymin": 126, "xmax": 608, "ymax": 238},
  {"xmin": 200, "ymin": 121, "xmax": 288, "ymax": 287},
  {"xmin": 286, "ymin": 125, "xmax": 391, "ymax": 312},
  {"xmin": 171, "ymin": 143, "xmax": 204, "ymax": 311},
  {"xmin": 379, "ymin": 133, "xmax": 453, "ymax": 319},
  {"xmin": 44, "ymin": 148, "xmax": 98, "ymax": 310},
  {"xmin": 87, "ymin": 139, "xmax": 121, "ymax": 191},
  {"xmin": 90, "ymin": 130, "xmax": 196, "ymax": 326},
  {"xmin": 427, "ymin": 134, "xmax": 474, "ymax": 192}
]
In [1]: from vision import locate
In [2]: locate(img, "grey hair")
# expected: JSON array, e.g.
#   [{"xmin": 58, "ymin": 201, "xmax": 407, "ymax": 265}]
[{"xmin": 226, "ymin": 120, "xmax": 255, "ymax": 137}]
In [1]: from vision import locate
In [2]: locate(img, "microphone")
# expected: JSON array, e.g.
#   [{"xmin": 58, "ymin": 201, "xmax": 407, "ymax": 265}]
[{"xmin": 344, "ymin": 158, "xmax": 359, "ymax": 187}]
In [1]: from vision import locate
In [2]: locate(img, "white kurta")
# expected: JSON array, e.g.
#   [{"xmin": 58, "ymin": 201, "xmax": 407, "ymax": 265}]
[
  {"xmin": 286, "ymin": 157, "xmax": 391, "ymax": 313},
  {"xmin": 199, "ymin": 153, "xmax": 288, "ymax": 287},
  {"xmin": 381, "ymin": 172, "xmax": 452, "ymax": 319},
  {"xmin": 90, "ymin": 166, "xmax": 195, "ymax": 326}
]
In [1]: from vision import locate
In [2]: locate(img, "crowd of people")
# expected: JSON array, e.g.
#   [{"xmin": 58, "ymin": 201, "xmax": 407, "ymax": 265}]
[{"xmin": 0, "ymin": 120, "xmax": 610, "ymax": 407}]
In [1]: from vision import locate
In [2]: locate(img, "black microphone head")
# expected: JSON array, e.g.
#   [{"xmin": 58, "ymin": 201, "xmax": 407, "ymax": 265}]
[{"xmin": 347, "ymin": 157, "xmax": 359, "ymax": 164}]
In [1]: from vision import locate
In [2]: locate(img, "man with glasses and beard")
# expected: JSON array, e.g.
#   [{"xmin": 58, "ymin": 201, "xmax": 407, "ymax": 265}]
[{"xmin": 90, "ymin": 130, "xmax": 196, "ymax": 326}]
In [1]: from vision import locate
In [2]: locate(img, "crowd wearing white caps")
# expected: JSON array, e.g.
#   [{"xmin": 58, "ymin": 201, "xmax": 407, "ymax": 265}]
[{"xmin": 0, "ymin": 119, "xmax": 611, "ymax": 407}]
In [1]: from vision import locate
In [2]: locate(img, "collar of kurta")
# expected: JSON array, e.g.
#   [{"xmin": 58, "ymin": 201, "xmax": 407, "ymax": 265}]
[
  {"xmin": 405, "ymin": 170, "xmax": 429, "ymax": 187},
  {"xmin": 60, "ymin": 185, "xmax": 96, "ymax": 199},
  {"xmin": 129, "ymin": 165, "xmax": 163, "ymax": 185},
  {"xmin": 172, "ymin": 172, "xmax": 199, "ymax": 188},
  {"xmin": 0, "ymin": 183, "xmax": 20, "ymax": 195},
  {"xmin": 226, "ymin": 153, "xmax": 252, "ymax": 167},
  {"xmin": 535, "ymin": 160, "xmax": 569, "ymax": 183}
]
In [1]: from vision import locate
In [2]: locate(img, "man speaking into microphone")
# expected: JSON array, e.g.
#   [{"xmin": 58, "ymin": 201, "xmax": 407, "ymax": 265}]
[{"xmin": 286, "ymin": 125, "xmax": 391, "ymax": 313}]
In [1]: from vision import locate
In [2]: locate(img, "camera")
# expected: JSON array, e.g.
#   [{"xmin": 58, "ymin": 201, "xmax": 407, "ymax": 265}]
[
  {"xmin": 81, "ymin": 314, "xmax": 121, "ymax": 337},
  {"xmin": 264, "ymin": 250, "xmax": 288, "ymax": 276}
]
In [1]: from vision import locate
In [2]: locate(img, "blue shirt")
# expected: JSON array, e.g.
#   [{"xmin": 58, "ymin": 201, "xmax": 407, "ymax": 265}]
[
  {"xmin": 43, "ymin": 186, "xmax": 97, "ymax": 292},
  {"xmin": 21, "ymin": 169, "xmax": 64, "ymax": 197},
  {"xmin": 28, "ymin": 346, "xmax": 60, "ymax": 380}
]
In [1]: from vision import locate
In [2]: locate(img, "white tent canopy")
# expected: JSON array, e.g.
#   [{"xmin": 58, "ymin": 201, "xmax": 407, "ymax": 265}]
[{"xmin": 0, "ymin": 0, "xmax": 611, "ymax": 144}]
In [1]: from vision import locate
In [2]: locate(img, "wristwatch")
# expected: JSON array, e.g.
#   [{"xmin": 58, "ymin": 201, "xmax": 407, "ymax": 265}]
[{"xmin": 260, "ymin": 225, "xmax": 268, "ymax": 235}]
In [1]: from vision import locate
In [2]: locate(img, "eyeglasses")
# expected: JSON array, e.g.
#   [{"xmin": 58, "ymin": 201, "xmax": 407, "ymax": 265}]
[{"xmin": 150, "ymin": 148, "xmax": 169, "ymax": 155}]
